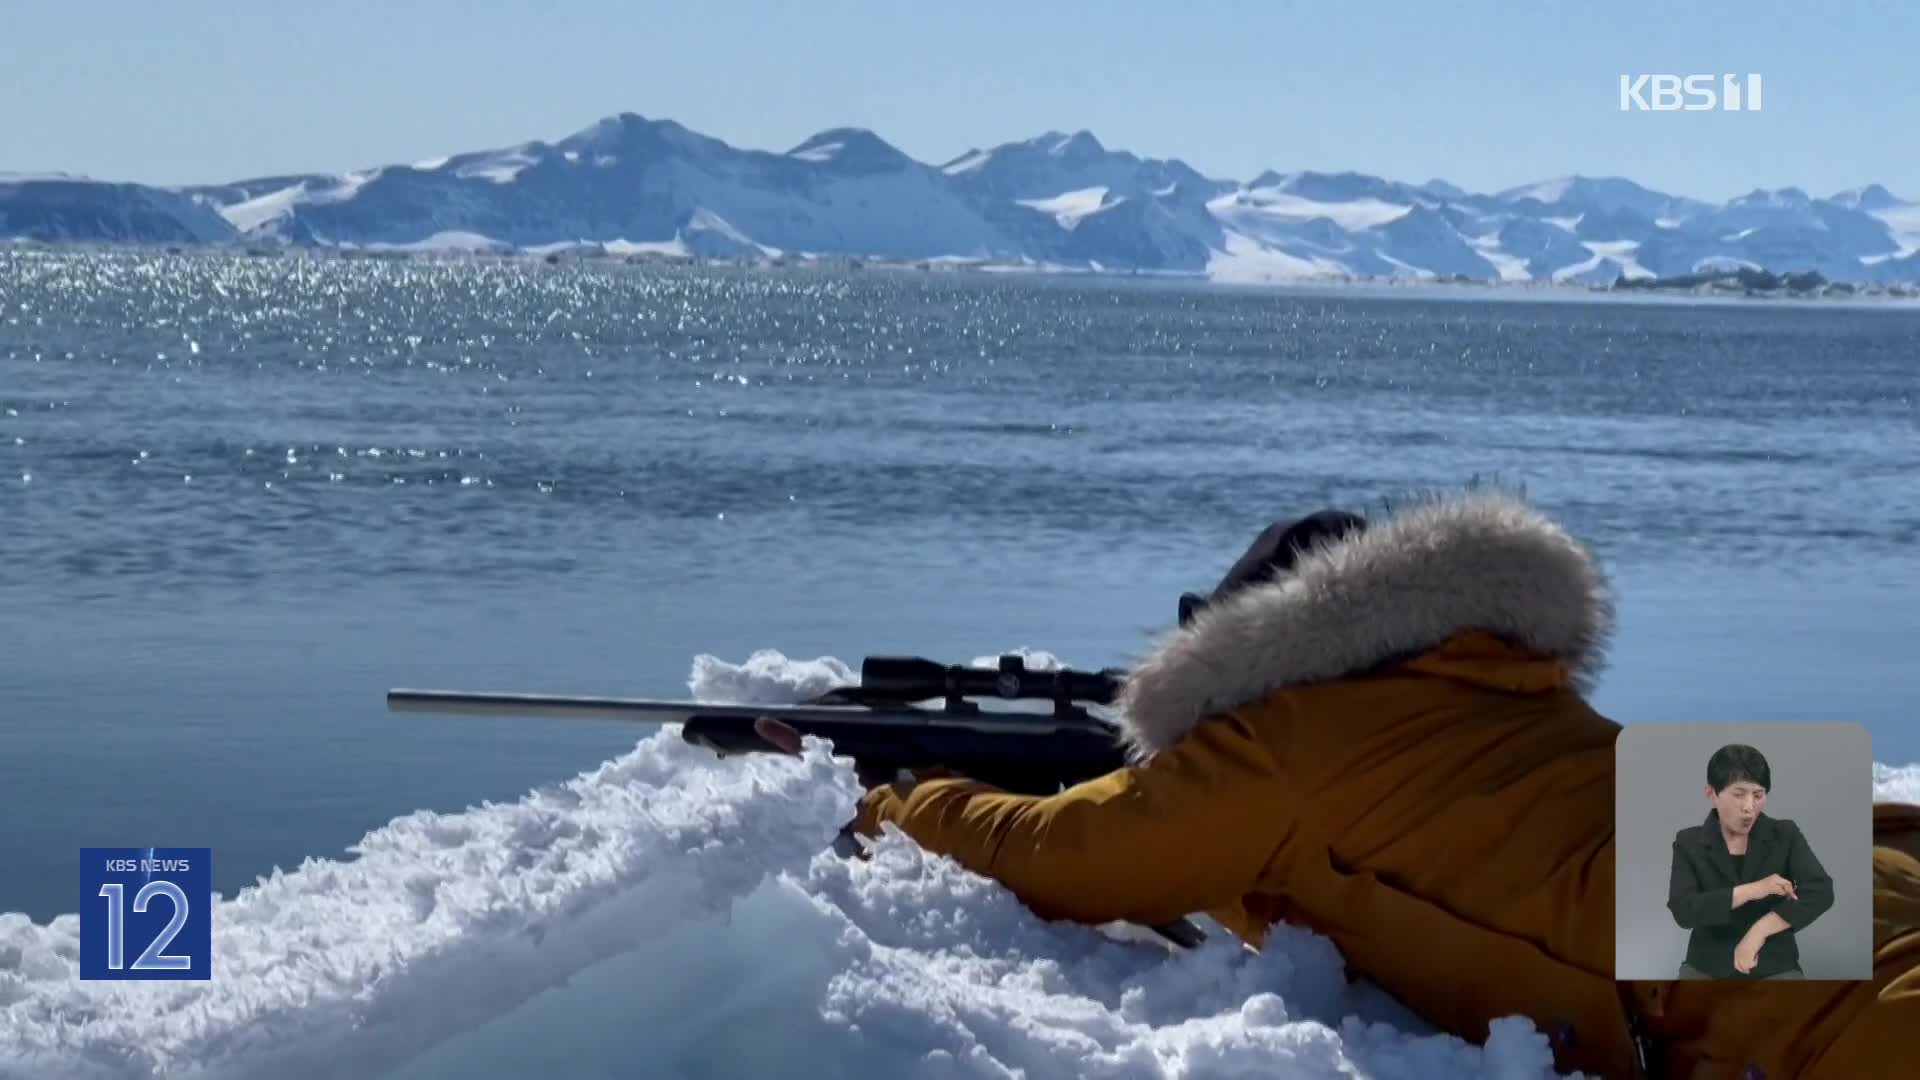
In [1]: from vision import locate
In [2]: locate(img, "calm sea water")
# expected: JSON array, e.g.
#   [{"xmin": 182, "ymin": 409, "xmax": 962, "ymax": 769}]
[{"xmin": 3, "ymin": 250, "xmax": 1917, "ymax": 922}]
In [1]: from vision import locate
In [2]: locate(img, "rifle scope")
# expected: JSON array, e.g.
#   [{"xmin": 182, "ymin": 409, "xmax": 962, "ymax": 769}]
[{"xmin": 859, "ymin": 654, "xmax": 1125, "ymax": 706}]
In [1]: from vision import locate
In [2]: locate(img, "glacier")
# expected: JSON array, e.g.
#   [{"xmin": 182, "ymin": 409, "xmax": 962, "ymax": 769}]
[{"xmin": 4, "ymin": 114, "xmax": 1919, "ymax": 287}]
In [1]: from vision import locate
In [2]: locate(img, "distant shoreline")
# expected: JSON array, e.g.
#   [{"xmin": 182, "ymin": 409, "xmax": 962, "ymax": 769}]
[{"xmin": 8, "ymin": 238, "xmax": 1920, "ymax": 308}]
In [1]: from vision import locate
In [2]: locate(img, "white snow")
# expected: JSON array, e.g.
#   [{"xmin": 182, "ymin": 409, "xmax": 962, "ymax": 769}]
[
  {"xmin": 362, "ymin": 231, "xmax": 511, "ymax": 254},
  {"xmin": 1692, "ymin": 255, "xmax": 1764, "ymax": 273},
  {"xmin": 220, "ymin": 183, "xmax": 310, "ymax": 233},
  {"xmin": 453, "ymin": 147, "xmax": 540, "ymax": 185},
  {"xmin": 522, "ymin": 240, "xmax": 598, "ymax": 257},
  {"xmin": 1548, "ymin": 254, "xmax": 1602, "ymax": 283},
  {"xmin": 682, "ymin": 206, "xmax": 763, "ymax": 250},
  {"xmin": 220, "ymin": 172, "xmax": 379, "ymax": 234},
  {"xmin": 791, "ymin": 141, "xmax": 845, "ymax": 164},
  {"xmin": 1877, "ymin": 762, "xmax": 1920, "ymax": 803},
  {"xmin": 1870, "ymin": 202, "xmax": 1920, "ymax": 256},
  {"xmin": 1376, "ymin": 252, "xmax": 1438, "ymax": 280},
  {"xmin": 12, "ymin": 109, "xmax": 1920, "ymax": 286},
  {"xmin": 1552, "ymin": 240, "xmax": 1652, "ymax": 283},
  {"xmin": 5, "ymin": 649, "xmax": 1913, "ymax": 1080},
  {"xmin": 1206, "ymin": 231, "xmax": 1350, "ymax": 283},
  {"xmin": 969, "ymin": 647, "xmax": 1067, "ymax": 671},
  {"xmin": 1469, "ymin": 237, "xmax": 1535, "ymax": 282},
  {"xmin": 1015, "ymin": 186, "xmax": 1114, "ymax": 229},
  {"xmin": 941, "ymin": 149, "xmax": 995, "ymax": 175},
  {"xmin": 0, "ymin": 657, "xmax": 862, "ymax": 1079},
  {"xmin": 1506, "ymin": 177, "xmax": 1577, "ymax": 204},
  {"xmin": 603, "ymin": 237, "xmax": 690, "ymax": 257},
  {"xmin": 322, "ymin": 172, "xmax": 378, "ymax": 202},
  {"xmin": 526, "ymin": 233, "xmax": 741, "ymax": 262},
  {"xmin": 1215, "ymin": 187, "xmax": 1412, "ymax": 231}
]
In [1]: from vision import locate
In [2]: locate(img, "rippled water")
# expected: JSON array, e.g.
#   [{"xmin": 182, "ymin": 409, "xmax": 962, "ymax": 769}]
[{"xmin": 2, "ymin": 250, "xmax": 1917, "ymax": 920}]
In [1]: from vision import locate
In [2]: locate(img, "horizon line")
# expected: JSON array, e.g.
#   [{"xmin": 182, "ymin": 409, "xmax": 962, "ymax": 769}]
[{"xmin": 5, "ymin": 107, "xmax": 1908, "ymax": 208}]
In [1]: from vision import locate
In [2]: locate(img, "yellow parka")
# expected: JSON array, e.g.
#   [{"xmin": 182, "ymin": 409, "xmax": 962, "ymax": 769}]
[{"xmin": 853, "ymin": 493, "xmax": 1919, "ymax": 1079}]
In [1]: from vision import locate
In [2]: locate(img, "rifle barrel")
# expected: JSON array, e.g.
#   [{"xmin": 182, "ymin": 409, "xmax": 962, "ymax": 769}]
[
  {"xmin": 387, "ymin": 689, "xmax": 690, "ymax": 723},
  {"xmin": 385, "ymin": 689, "xmax": 1113, "ymax": 736}
]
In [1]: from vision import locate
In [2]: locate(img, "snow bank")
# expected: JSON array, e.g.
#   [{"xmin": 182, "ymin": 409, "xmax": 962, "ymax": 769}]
[
  {"xmin": 0, "ymin": 675, "xmax": 862, "ymax": 1080},
  {"xmin": 1875, "ymin": 762, "xmax": 1920, "ymax": 803},
  {"xmin": 3, "ymin": 650, "xmax": 1915, "ymax": 1080}
]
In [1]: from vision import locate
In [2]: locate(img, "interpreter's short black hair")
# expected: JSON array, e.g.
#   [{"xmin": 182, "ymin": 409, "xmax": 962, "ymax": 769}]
[{"xmin": 1707, "ymin": 744, "xmax": 1771, "ymax": 793}]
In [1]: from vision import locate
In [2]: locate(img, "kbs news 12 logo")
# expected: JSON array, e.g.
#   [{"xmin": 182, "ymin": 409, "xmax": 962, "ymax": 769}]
[
  {"xmin": 1620, "ymin": 73, "xmax": 1763, "ymax": 112},
  {"xmin": 79, "ymin": 848, "xmax": 212, "ymax": 980}
]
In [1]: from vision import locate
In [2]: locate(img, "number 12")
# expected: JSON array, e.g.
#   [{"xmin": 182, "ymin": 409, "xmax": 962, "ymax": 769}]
[{"xmin": 98, "ymin": 881, "xmax": 193, "ymax": 971}]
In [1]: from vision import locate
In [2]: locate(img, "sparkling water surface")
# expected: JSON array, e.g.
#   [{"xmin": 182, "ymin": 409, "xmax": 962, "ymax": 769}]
[{"xmin": 2, "ymin": 250, "xmax": 1916, "ymax": 921}]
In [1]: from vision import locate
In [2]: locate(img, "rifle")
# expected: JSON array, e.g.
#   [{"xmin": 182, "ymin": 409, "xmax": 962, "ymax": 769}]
[{"xmin": 387, "ymin": 653, "xmax": 1206, "ymax": 948}]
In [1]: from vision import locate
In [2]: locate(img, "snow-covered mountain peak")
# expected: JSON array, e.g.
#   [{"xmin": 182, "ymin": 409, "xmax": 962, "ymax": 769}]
[
  {"xmin": 1830, "ymin": 183, "xmax": 1907, "ymax": 210},
  {"xmin": 557, "ymin": 112, "xmax": 722, "ymax": 162},
  {"xmin": 787, "ymin": 128, "xmax": 914, "ymax": 173},
  {"xmin": 1733, "ymin": 186, "xmax": 1814, "ymax": 208},
  {"xmin": 1035, "ymin": 129, "xmax": 1106, "ymax": 159},
  {"xmin": 5, "ymin": 109, "xmax": 1917, "ymax": 288}
]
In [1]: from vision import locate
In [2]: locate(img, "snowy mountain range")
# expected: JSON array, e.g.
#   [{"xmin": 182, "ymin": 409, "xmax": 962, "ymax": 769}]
[{"xmin": 6, "ymin": 112, "xmax": 1920, "ymax": 285}]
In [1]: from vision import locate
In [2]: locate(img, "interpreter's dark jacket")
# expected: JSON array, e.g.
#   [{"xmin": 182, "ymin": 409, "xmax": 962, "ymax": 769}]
[{"xmin": 1668, "ymin": 810, "xmax": 1834, "ymax": 978}]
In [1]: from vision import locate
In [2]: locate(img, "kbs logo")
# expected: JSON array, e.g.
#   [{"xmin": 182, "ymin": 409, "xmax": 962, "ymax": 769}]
[
  {"xmin": 79, "ymin": 847, "xmax": 212, "ymax": 980},
  {"xmin": 1620, "ymin": 74, "xmax": 1763, "ymax": 112}
]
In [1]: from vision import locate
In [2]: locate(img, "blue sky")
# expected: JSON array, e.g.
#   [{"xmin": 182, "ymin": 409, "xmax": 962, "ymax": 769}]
[{"xmin": 2, "ymin": 0, "xmax": 1913, "ymax": 201}]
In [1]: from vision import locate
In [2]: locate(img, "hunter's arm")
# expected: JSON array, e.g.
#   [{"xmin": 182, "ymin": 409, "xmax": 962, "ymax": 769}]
[{"xmin": 853, "ymin": 710, "xmax": 1289, "ymax": 927}]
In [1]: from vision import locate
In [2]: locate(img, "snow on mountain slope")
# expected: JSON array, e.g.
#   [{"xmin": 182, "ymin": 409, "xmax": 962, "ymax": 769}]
[
  {"xmin": 288, "ymin": 115, "xmax": 1019, "ymax": 261},
  {"xmin": 787, "ymin": 127, "xmax": 918, "ymax": 175},
  {"xmin": 1551, "ymin": 240, "xmax": 1654, "ymax": 284},
  {"xmin": 1487, "ymin": 217, "xmax": 1596, "ymax": 280},
  {"xmin": 1214, "ymin": 182, "xmax": 1413, "ymax": 231},
  {"xmin": 1493, "ymin": 175, "xmax": 1711, "ymax": 222},
  {"xmin": 7, "ymin": 111, "xmax": 1919, "ymax": 285},
  {"xmin": 1471, "ymin": 240, "xmax": 1535, "ymax": 283},
  {"xmin": 1207, "ymin": 230, "xmax": 1351, "ymax": 283},
  {"xmin": 941, "ymin": 130, "xmax": 1221, "ymax": 203},
  {"xmin": 1209, "ymin": 185, "xmax": 1498, "ymax": 281},
  {"xmin": 935, "ymin": 129, "xmax": 1231, "ymax": 271},
  {"xmin": 1016, "ymin": 185, "xmax": 1115, "ymax": 228},
  {"xmin": 445, "ymin": 144, "xmax": 544, "ymax": 184},
  {"xmin": 1831, "ymin": 183, "xmax": 1904, "ymax": 211},
  {"xmin": 1866, "ymin": 194, "xmax": 1920, "ymax": 255},
  {"xmin": 1255, "ymin": 169, "xmax": 1437, "ymax": 210},
  {"xmin": 0, "ymin": 176, "xmax": 236, "ymax": 245},
  {"xmin": 221, "ymin": 172, "xmax": 380, "ymax": 235}
]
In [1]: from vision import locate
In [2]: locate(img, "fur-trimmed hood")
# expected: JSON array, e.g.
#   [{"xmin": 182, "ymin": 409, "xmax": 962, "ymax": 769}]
[{"xmin": 1116, "ymin": 491, "xmax": 1614, "ymax": 759}]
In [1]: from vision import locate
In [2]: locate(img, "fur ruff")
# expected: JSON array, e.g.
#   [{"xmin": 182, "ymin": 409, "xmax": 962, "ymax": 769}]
[{"xmin": 1116, "ymin": 491, "xmax": 1614, "ymax": 759}]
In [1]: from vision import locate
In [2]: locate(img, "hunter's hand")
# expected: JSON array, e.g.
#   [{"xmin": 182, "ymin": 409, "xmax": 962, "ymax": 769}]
[
  {"xmin": 753, "ymin": 716, "xmax": 806, "ymax": 755},
  {"xmin": 1734, "ymin": 931, "xmax": 1765, "ymax": 974},
  {"xmin": 752, "ymin": 716, "xmax": 954, "ymax": 857}
]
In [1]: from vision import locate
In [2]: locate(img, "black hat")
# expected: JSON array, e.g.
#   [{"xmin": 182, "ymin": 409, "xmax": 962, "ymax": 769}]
[{"xmin": 1178, "ymin": 510, "xmax": 1368, "ymax": 627}]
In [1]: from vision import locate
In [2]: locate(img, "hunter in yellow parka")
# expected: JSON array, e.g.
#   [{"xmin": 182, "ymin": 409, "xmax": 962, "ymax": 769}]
[{"xmin": 848, "ymin": 491, "xmax": 1920, "ymax": 1080}]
